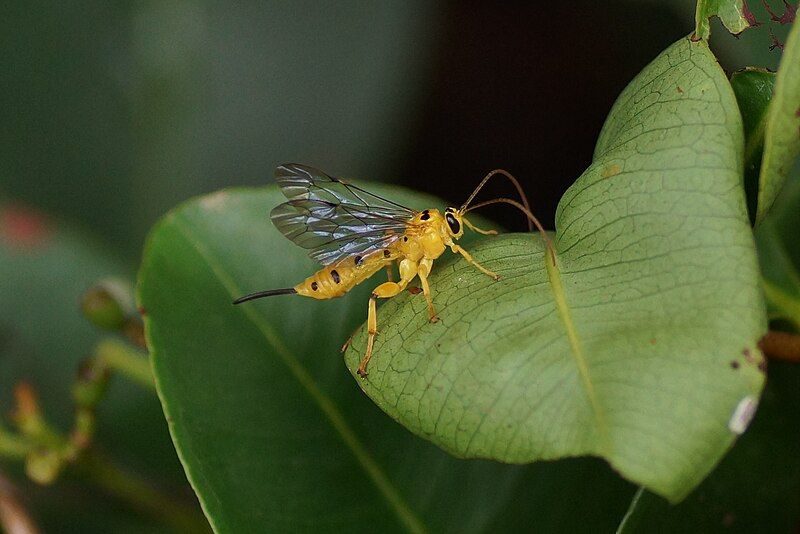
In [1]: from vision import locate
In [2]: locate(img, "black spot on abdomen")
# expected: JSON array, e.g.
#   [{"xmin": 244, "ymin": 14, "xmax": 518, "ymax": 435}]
[{"xmin": 331, "ymin": 270, "xmax": 341, "ymax": 284}]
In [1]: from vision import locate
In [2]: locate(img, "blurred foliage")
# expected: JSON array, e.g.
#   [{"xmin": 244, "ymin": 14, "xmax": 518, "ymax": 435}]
[
  {"xmin": 0, "ymin": 1, "xmax": 437, "ymax": 258},
  {"xmin": 0, "ymin": 202, "xmax": 199, "ymax": 531}
]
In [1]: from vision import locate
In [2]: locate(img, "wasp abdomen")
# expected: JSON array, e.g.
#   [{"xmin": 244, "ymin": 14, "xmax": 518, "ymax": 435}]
[{"xmin": 295, "ymin": 253, "xmax": 390, "ymax": 300}]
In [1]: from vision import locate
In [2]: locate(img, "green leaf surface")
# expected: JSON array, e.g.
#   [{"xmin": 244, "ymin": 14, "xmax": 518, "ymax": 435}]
[
  {"xmin": 138, "ymin": 186, "xmax": 641, "ymax": 533},
  {"xmin": 344, "ymin": 37, "xmax": 766, "ymax": 501},
  {"xmin": 694, "ymin": 0, "xmax": 755, "ymax": 40},
  {"xmin": 618, "ymin": 361, "xmax": 800, "ymax": 533},
  {"xmin": 756, "ymin": 19, "xmax": 800, "ymax": 224},
  {"xmin": 730, "ymin": 68, "xmax": 776, "ymax": 220},
  {"xmin": 0, "ymin": 203, "xmax": 191, "ymax": 532}
]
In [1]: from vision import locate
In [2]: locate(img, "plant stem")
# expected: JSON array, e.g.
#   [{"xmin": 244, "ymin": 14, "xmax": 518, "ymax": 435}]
[
  {"xmin": 94, "ymin": 339, "xmax": 155, "ymax": 390},
  {"xmin": 761, "ymin": 330, "xmax": 800, "ymax": 362},
  {"xmin": 78, "ymin": 452, "xmax": 208, "ymax": 533}
]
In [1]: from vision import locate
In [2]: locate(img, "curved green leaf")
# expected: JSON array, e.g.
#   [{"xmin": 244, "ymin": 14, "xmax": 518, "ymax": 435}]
[
  {"xmin": 756, "ymin": 19, "xmax": 800, "ymax": 224},
  {"xmin": 756, "ymin": 175, "xmax": 800, "ymax": 329},
  {"xmin": 138, "ymin": 186, "xmax": 640, "ymax": 533},
  {"xmin": 344, "ymin": 37, "xmax": 767, "ymax": 502},
  {"xmin": 731, "ymin": 68, "xmax": 776, "ymax": 219}
]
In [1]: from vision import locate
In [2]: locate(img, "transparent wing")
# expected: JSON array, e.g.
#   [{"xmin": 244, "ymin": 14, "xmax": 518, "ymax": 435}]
[{"xmin": 271, "ymin": 164, "xmax": 415, "ymax": 265}]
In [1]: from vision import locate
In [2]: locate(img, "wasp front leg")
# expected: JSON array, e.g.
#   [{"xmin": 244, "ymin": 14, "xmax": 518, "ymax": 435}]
[
  {"xmin": 358, "ymin": 259, "xmax": 418, "ymax": 378},
  {"xmin": 450, "ymin": 244, "xmax": 500, "ymax": 281},
  {"xmin": 463, "ymin": 218, "xmax": 498, "ymax": 236},
  {"xmin": 417, "ymin": 257, "xmax": 438, "ymax": 323}
]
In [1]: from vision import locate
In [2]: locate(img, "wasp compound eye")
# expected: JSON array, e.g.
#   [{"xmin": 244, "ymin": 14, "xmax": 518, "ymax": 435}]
[{"xmin": 445, "ymin": 212, "xmax": 461, "ymax": 234}]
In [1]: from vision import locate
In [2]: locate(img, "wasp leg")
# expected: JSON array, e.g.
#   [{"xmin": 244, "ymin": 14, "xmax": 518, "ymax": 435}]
[
  {"xmin": 450, "ymin": 244, "xmax": 500, "ymax": 281},
  {"xmin": 463, "ymin": 218, "xmax": 498, "ymax": 236},
  {"xmin": 358, "ymin": 259, "xmax": 417, "ymax": 378},
  {"xmin": 417, "ymin": 257, "xmax": 438, "ymax": 323},
  {"xmin": 385, "ymin": 263, "xmax": 394, "ymax": 282}
]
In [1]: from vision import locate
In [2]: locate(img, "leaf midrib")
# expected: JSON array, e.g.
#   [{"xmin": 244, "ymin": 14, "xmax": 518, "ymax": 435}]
[
  {"xmin": 546, "ymin": 249, "xmax": 612, "ymax": 454},
  {"xmin": 171, "ymin": 214, "xmax": 426, "ymax": 534}
]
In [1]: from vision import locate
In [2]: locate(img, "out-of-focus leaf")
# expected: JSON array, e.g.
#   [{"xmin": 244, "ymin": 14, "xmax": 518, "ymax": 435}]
[
  {"xmin": 730, "ymin": 68, "xmax": 776, "ymax": 219},
  {"xmin": 138, "ymin": 186, "xmax": 640, "ymax": 533},
  {"xmin": 344, "ymin": 37, "xmax": 766, "ymax": 502},
  {"xmin": 756, "ymin": 176, "xmax": 800, "ymax": 329},
  {"xmin": 756, "ymin": 19, "xmax": 800, "ymax": 224},
  {"xmin": 0, "ymin": 2, "xmax": 437, "ymax": 256},
  {"xmin": 0, "ymin": 202, "xmax": 194, "ymax": 532}
]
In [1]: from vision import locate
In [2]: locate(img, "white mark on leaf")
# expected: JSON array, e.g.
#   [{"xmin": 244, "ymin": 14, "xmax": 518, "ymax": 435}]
[{"xmin": 728, "ymin": 395, "xmax": 758, "ymax": 435}]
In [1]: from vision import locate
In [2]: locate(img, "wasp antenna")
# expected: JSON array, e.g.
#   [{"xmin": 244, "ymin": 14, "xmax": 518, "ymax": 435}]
[
  {"xmin": 233, "ymin": 287, "xmax": 297, "ymax": 305},
  {"xmin": 460, "ymin": 169, "xmax": 533, "ymax": 232},
  {"xmin": 465, "ymin": 197, "xmax": 555, "ymax": 264}
]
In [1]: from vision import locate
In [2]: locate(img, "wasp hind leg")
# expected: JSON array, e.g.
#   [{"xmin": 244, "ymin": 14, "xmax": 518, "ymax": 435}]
[{"xmin": 357, "ymin": 260, "xmax": 417, "ymax": 378}]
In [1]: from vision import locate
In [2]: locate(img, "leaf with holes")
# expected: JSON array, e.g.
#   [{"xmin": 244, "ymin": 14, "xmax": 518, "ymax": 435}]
[
  {"xmin": 694, "ymin": 0, "xmax": 756, "ymax": 40},
  {"xmin": 343, "ymin": 37, "xmax": 767, "ymax": 502}
]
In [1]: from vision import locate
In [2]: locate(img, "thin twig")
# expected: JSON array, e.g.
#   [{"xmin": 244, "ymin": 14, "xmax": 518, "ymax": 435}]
[{"xmin": 94, "ymin": 339, "xmax": 155, "ymax": 390}]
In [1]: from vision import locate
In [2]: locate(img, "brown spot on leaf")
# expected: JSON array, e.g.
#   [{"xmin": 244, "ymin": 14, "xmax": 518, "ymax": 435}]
[
  {"xmin": 676, "ymin": 86, "xmax": 684, "ymax": 94},
  {"xmin": 795, "ymin": 107, "xmax": 800, "ymax": 117},
  {"xmin": 649, "ymin": 338, "xmax": 657, "ymax": 345},
  {"xmin": 602, "ymin": 164, "xmax": 621, "ymax": 179},
  {"xmin": 137, "ymin": 306, "xmax": 147, "ymax": 316},
  {"xmin": 730, "ymin": 360, "xmax": 740, "ymax": 369},
  {"xmin": 0, "ymin": 205, "xmax": 51, "ymax": 249}
]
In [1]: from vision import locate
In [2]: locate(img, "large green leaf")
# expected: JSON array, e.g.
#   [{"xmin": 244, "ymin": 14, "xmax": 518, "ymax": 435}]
[
  {"xmin": 0, "ymin": 202, "xmax": 192, "ymax": 532},
  {"xmin": 756, "ymin": 19, "xmax": 800, "ymax": 224},
  {"xmin": 343, "ymin": 37, "xmax": 766, "ymax": 501},
  {"xmin": 610, "ymin": 61, "xmax": 800, "ymax": 533},
  {"xmin": 138, "ymin": 186, "xmax": 643, "ymax": 533}
]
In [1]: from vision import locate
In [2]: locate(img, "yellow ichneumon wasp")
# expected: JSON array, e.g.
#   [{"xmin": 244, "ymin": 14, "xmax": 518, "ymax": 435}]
[{"xmin": 234, "ymin": 164, "xmax": 547, "ymax": 378}]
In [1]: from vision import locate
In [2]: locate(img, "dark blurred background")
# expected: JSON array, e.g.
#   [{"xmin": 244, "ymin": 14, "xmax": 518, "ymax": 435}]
[{"xmin": 0, "ymin": 1, "xmax": 789, "ymax": 261}]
